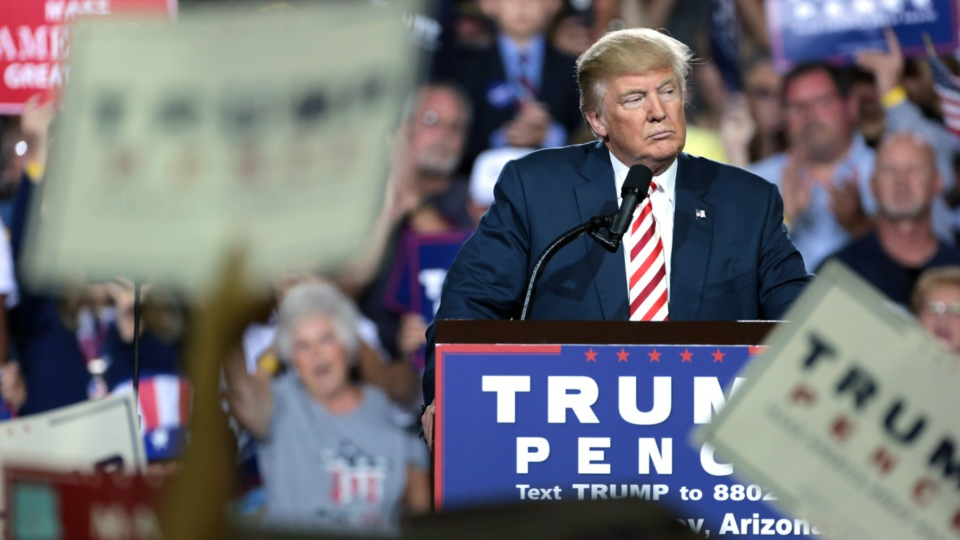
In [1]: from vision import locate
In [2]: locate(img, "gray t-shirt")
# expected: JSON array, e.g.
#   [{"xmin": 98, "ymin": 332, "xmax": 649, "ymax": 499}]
[{"xmin": 257, "ymin": 374, "xmax": 429, "ymax": 534}]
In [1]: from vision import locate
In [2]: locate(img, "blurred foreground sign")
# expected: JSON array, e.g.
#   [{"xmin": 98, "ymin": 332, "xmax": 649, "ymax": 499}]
[
  {"xmin": 698, "ymin": 262, "xmax": 960, "ymax": 540},
  {"xmin": 0, "ymin": 393, "xmax": 146, "ymax": 514},
  {"xmin": 23, "ymin": 2, "xmax": 420, "ymax": 292}
]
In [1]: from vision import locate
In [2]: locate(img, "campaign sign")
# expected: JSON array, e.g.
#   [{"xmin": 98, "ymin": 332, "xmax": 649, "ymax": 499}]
[
  {"xmin": 435, "ymin": 343, "xmax": 820, "ymax": 538},
  {"xmin": 699, "ymin": 262, "xmax": 960, "ymax": 540},
  {"xmin": 767, "ymin": 0, "xmax": 960, "ymax": 71},
  {"xmin": 5, "ymin": 466, "xmax": 166, "ymax": 540},
  {"xmin": 409, "ymin": 231, "xmax": 471, "ymax": 322},
  {"xmin": 0, "ymin": 0, "xmax": 176, "ymax": 114}
]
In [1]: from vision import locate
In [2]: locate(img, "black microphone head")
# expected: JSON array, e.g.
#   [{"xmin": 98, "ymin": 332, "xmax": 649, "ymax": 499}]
[{"xmin": 622, "ymin": 165, "xmax": 653, "ymax": 197}]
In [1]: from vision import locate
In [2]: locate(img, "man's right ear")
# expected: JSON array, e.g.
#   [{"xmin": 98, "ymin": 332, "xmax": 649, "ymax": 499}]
[{"xmin": 584, "ymin": 110, "xmax": 607, "ymax": 139}]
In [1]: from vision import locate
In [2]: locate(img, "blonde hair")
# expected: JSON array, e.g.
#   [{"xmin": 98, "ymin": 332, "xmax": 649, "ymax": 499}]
[
  {"xmin": 911, "ymin": 266, "xmax": 960, "ymax": 314},
  {"xmin": 576, "ymin": 28, "xmax": 694, "ymax": 115}
]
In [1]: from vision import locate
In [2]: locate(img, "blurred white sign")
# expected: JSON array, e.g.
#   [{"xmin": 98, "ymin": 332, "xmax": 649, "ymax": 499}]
[
  {"xmin": 23, "ymin": 2, "xmax": 421, "ymax": 291},
  {"xmin": 698, "ymin": 262, "xmax": 960, "ymax": 540},
  {"xmin": 0, "ymin": 393, "xmax": 145, "ymax": 512}
]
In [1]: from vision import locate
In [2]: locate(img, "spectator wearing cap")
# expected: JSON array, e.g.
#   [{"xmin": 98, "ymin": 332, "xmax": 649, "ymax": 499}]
[
  {"xmin": 820, "ymin": 132, "xmax": 960, "ymax": 306},
  {"xmin": 912, "ymin": 266, "xmax": 960, "ymax": 356},
  {"xmin": 223, "ymin": 283, "xmax": 430, "ymax": 534},
  {"xmin": 467, "ymin": 146, "xmax": 533, "ymax": 226}
]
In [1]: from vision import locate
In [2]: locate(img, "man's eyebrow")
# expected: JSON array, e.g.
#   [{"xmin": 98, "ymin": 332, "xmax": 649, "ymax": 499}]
[{"xmin": 657, "ymin": 78, "xmax": 677, "ymax": 90}]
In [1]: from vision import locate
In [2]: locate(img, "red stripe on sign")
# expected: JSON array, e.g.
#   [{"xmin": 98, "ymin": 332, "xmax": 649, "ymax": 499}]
[
  {"xmin": 139, "ymin": 381, "xmax": 160, "ymax": 430},
  {"xmin": 434, "ymin": 344, "xmax": 562, "ymax": 354},
  {"xmin": 434, "ymin": 346, "xmax": 445, "ymax": 511},
  {"xmin": 331, "ymin": 471, "xmax": 341, "ymax": 503}
]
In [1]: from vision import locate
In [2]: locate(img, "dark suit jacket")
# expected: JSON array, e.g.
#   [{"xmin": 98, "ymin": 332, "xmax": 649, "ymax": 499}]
[
  {"xmin": 423, "ymin": 142, "xmax": 811, "ymax": 404},
  {"xmin": 458, "ymin": 42, "xmax": 583, "ymax": 172}
]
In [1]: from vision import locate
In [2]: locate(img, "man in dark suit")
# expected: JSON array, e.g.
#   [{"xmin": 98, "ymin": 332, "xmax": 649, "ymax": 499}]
[
  {"xmin": 421, "ymin": 28, "xmax": 811, "ymax": 446},
  {"xmin": 458, "ymin": 0, "xmax": 583, "ymax": 171}
]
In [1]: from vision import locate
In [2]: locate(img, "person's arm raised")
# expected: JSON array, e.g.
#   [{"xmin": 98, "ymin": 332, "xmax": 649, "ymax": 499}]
[{"xmin": 223, "ymin": 344, "xmax": 273, "ymax": 441}]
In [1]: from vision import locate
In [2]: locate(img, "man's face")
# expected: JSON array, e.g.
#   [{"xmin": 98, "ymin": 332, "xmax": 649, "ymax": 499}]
[
  {"xmin": 783, "ymin": 70, "xmax": 854, "ymax": 162},
  {"xmin": 918, "ymin": 284, "xmax": 960, "ymax": 355},
  {"xmin": 584, "ymin": 68, "xmax": 686, "ymax": 175},
  {"xmin": 873, "ymin": 136, "xmax": 941, "ymax": 221},
  {"xmin": 409, "ymin": 88, "xmax": 468, "ymax": 177},
  {"xmin": 486, "ymin": 0, "xmax": 553, "ymax": 40}
]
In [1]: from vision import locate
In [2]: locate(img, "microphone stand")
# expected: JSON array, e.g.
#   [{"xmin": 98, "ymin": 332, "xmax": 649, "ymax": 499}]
[{"xmin": 519, "ymin": 213, "xmax": 623, "ymax": 320}]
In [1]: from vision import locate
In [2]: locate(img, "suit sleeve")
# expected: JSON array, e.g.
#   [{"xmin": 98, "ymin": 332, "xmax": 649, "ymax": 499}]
[
  {"xmin": 422, "ymin": 161, "xmax": 531, "ymax": 405},
  {"xmin": 757, "ymin": 182, "xmax": 812, "ymax": 319}
]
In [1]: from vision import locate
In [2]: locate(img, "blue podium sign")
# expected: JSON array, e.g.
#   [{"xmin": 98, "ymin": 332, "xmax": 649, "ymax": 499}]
[{"xmin": 435, "ymin": 343, "xmax": 819, "ymax": 539}]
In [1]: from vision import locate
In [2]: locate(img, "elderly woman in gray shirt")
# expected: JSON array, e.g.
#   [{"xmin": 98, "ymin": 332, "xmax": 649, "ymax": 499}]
[{"xmin": 224, "ymin": 282, "xmax": 430, "ymax": 534}]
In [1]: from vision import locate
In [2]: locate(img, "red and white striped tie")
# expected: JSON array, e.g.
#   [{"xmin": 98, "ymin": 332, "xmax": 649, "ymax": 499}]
[{"xmin": 625, "ymin": 181, "xmax": 669, "ymax": 321}]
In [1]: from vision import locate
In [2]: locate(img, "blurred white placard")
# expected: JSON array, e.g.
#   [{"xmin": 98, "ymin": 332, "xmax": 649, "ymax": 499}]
[
  {"xmin": 697, "ymin": 262, "xmax": 960, "ymax": 540},
  {"xmin": 0, "ymin": 393, "xmax": 145, "ymax": 512},
  {"xmin": 23, "ymin": 2, "xmax": 421, "ymax": 291}
]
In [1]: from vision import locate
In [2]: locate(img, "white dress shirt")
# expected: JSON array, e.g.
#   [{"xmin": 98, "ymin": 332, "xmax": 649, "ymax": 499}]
[{"xmin": 609, "ymin": 153, "xmax": 676, "ymax": 301}]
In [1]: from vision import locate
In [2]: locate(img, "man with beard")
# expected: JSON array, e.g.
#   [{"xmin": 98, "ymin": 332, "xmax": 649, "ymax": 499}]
[
  {"xmin": 820, "ymin": 132, "xmax": 960, "ymax": 307},
  {"xmin": 342, "ymin": 82, "xmax": 473, "ymax": 365},
  {"xmin": 751, "ymin": 64, "xmax": 876, "ymax": 272}
]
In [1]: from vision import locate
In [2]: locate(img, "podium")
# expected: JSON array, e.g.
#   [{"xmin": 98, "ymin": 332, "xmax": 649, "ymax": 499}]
[{"xmin": 433, "ymin": 320, "xmax": 817, "ymax": 540}]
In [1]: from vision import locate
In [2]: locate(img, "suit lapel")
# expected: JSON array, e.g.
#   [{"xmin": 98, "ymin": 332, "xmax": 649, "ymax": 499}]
[
  {"xmin": 669, "ymin": 154, "xmax": 714, "ymax": 320},
  {"xmin": 574, "ymin": 143, "xmax": 630, "ymax": 320}
]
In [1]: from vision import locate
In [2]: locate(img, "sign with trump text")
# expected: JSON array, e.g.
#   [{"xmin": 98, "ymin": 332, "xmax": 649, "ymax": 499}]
[
  {"xmin": 767, "ymin": 0, "xmax": 959, "ymax": 71},
  {"xmin": 435, "ymin": 342, "xmax": 822, "ymax": 538},
  {"xmin": 21, "ymin": 1, "xmax": 421, "ymax": 292},
  {"xmin": 699, "ymin": 263, "xmax": 960, "ymax": 540}
]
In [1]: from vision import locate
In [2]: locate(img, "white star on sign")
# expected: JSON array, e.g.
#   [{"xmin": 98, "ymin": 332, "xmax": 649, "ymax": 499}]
[{"xmin": 150, "ymin": 429, "xmax": 169, "ymax": 450}]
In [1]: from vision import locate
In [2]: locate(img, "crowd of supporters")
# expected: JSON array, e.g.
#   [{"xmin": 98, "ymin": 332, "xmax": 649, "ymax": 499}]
[{"xmin": 0, "ymin": 0, "xmax": 959, "ymax": 534}]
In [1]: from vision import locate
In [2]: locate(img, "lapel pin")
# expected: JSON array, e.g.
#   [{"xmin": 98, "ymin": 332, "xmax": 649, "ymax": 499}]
[{"xmin": 696, "ymin": 209, "xmax": 706, "ymax": 219}]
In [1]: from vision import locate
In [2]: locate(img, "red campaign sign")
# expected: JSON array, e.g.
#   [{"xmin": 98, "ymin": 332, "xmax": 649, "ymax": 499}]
[
  {"xmin": 5, "ymin": 465, "xmax": 167, "ymax": 540},
  {"xmin": 0, "ymin": 0, "xmax": 177, "ymax": 115}
]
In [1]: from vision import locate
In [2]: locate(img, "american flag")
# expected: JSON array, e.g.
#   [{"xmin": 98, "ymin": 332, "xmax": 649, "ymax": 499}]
[
  {"xmin": 113, "ymin": 374, "xmax": 191, "ymax": 461},
  {"xmin": 928, "ymin": 51, "xmax": 960, "ymax": 138}
]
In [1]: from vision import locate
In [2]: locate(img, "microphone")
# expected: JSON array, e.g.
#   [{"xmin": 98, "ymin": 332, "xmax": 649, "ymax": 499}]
[
  {"xmin": 520, "ymin": 164, "xmax": 652, "ymax": 318},
  {"xmin": 608, "ymin": 164, "xmax": 653, "ymax": 247}
]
